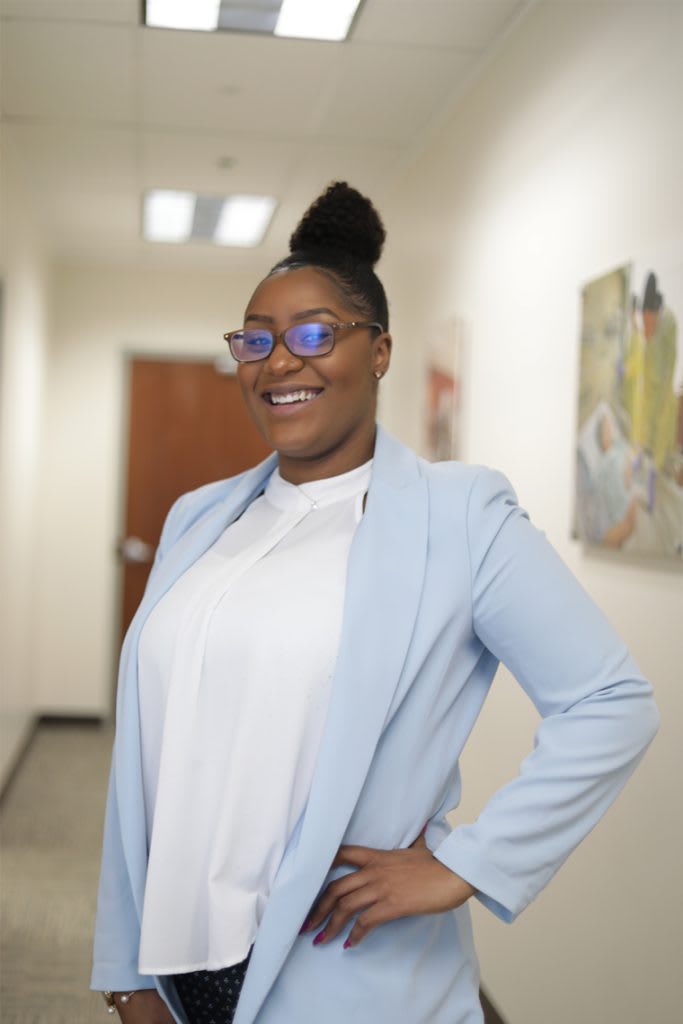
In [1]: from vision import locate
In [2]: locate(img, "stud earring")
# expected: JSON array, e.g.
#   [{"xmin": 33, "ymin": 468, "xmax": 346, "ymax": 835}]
[{"xmin": 374, "ymin": 370, "xmax": 383, "ymax": 380}]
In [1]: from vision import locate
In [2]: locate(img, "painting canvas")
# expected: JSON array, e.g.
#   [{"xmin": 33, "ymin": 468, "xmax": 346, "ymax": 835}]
[
  {"xmin": 575, "ymin": 255, "xmax": 683, "ymax": 560},
  {"xmin": 424, "ymin": 318, "xmax": 462, "ymax": 462}
]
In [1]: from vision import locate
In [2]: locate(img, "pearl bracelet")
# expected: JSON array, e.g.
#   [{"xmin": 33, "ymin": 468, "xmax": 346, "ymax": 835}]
[{"xmin": 102, "ymin": 990, "xmax": 137, "ymax": 1014}]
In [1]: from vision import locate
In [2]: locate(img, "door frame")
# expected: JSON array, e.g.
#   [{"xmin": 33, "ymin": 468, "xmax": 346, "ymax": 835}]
[{"xmin": 110, "ymin": 349, "xmax": 238, "ymax": 713}]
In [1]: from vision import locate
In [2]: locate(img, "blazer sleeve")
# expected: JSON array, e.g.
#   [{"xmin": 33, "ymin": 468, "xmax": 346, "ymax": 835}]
[
  {"xmin": 90, "ymin": 490, "xmax": 191, "ymax": 991},
  {"xmin": 431, "ymin": 468, "xmax": 659, "ymax": 923},
  {"xmin": 90, "ymin": 761, "xmax": 157, "ymax": 991}
]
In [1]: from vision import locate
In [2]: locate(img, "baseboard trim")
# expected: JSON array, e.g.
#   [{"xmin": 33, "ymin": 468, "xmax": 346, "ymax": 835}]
[
  {"xmin": 0, "ymin": 715, "xmax": 108, "ymax": 805},
  {"xmin": 38, "ymin": 713, "xmax": 105, "ymax": 728},
  {"xmin": 481, "ymin": 985, "xmax": 507, "ymax": 1024},
  {"xmin": 0, "ymin": 715, "xmax": 38, "ymax": 805}
]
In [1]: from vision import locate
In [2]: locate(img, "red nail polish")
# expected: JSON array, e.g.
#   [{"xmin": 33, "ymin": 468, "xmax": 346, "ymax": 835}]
[
  {"xmin": 313, "ymin": 930, "xmax": 325, "ymax": 945},
  {"xmin": 343, "ymin": 939, "xmax": 352, "ymax": 949},
  {"xmin": 299, "ymin": 919, "xmax": 310, "ymax": 934}
]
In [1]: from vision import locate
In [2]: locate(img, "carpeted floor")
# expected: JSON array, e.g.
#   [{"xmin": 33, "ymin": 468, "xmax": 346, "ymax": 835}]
[
  {"xmin": 1, "ymin": 720, "xmax": 505, "ymax": 1024},
  {"xmin": 0, "ymin": 720, "xmax": 113, "ymax": 1023}
]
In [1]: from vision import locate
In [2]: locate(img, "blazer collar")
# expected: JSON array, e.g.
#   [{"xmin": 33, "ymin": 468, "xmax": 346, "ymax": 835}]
[{"xmin": 233, "ymin": 427, "xmax": 429, "ymax": 1023}]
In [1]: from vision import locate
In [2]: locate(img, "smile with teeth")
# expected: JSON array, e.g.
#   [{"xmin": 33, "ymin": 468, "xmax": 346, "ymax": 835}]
[{"xmin": 265, "ymin": 389, "xmax": 322, "ymax": 406}]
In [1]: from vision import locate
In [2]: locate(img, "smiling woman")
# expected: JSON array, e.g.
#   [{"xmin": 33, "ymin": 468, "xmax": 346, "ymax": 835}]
[
  {"xmin": 233, "ymin": 268, "xmax": 388, "ymax": 483},
  {"xmin": 227, "ymin": 183, "xmax": 391, "ymax": 483},
  {"xmin": 91, "ymin": 183, "xmax": 659, "ymax": 1024}
]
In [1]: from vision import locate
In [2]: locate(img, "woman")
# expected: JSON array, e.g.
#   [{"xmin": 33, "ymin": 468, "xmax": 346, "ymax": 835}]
[{"xmin": 91, "ymin": 183, "xmax": 659, "ymax": 1024}]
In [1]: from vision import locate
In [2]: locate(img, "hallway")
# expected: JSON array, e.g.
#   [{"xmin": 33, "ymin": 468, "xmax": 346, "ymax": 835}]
[
  {"xmin": 1, "ymin": 721, "xmax": 112, "ymax": 1023},
  {"xmin": 2, "ymin": 3, "xmax": 681, "ymax": 1021}
]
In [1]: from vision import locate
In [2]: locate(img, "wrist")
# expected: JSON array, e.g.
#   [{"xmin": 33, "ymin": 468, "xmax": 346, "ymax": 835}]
[
  {"xmin": 101, "ymin": 990, "xmax": 137, "ymax": 1014},
  {"xmin": 450, "ymin": 873, "xmax": 478, "ymax": 904},
  {"xmin": 435, "ymin": 860, "xmax": 477, "ymax": 907}
]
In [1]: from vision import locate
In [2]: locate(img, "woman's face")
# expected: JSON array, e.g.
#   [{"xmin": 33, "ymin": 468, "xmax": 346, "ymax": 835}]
[{"xmin": 236, "ymin": 266, "xmax": 391, "ymax": 483}]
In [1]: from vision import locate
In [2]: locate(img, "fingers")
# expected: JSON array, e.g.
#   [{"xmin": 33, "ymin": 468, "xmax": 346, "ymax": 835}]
[
  {"xmin": 332, "ymin": 832, "xmax": 428, "ymax": 867},
  {"xmin": 344, "ymin": 901, "xmax": 394, "ymax": 948},
  {"xmin": 300, "ymin": 868, "xmax": 370, "ymax": 934},
  {"xmin": 308, "ymin": 882, "xmax": 379, "ymax": 946},
  {"xmin": 331, "ymin": 844, "xmax": 378, "ymax": 868},
  {"xmin": 302, "ymin": 842, "xmax": 476, "ymax": 953},
  {"xmin": 305, "ymin": 837, "xmax": 429, "ymax": 943}
]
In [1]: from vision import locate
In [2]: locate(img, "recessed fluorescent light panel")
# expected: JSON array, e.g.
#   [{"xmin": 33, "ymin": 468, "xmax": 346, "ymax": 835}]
[
  {"xmin": 214, "ymin": 195, "xmax": 277, "ymax": 247},
  {"xmin": 143, "ymin": 190, "xmax": 195, "ymax": 243},
  {"xmin": 275, "ymin": 0, "xmax": 362, "ymax": 41},
  {"xmin": 145, "ymin": 0, "xmax": 221, "ymax": 31},
  {"xmin": 144, "ymin": 0, "xmax": 364, "ymax": 40},
  {"xmin": 143, "ymin": 191, "xmax": 277, "ymax": 247}
]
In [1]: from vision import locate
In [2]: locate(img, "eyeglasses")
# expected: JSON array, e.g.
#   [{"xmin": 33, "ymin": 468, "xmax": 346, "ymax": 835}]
[{"xmin": 223, "ymin": 320, "xmax": 383, "ymax": 363}]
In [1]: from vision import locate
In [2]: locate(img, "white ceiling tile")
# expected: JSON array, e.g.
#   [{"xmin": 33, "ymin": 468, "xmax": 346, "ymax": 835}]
[
  {"xmin": 5, "ymin": 124, "xmax": 137, "ymax": 190},
  {"xmin": 353, "ymin": 1, "xmax": 525, "ymax": 50},
  {"xmin": 0, "ymin": 0, "xmax": 139, "ymax": 25},
  {"xmin": 140, "ymin": 30, "xmax": 333, "ymax": 134},
  {"xmin": 52, "ymin": 192, "xmax": 141, "ymax": 248},
  {"xmin": 140, "ymin": 132, "xmax": 300, "ymax": 194},
  {"xmin": 315, "ymin": 45, "xmax": 477, "ymax": 143},
  {"xmin": 4, "ymin": 123, "xmax": 137, "ymax": 244},
  {"xmin": 1, "ymin": 21, "xmax": 137, "ymax": 120}
]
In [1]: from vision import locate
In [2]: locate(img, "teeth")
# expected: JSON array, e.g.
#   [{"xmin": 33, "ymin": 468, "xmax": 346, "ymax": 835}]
[{"xmin": 269, "ymin": 390, "xmax": 318, "ymax": 405}]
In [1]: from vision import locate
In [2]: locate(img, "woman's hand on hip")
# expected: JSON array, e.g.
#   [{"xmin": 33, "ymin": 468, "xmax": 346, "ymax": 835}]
[
  {"xmin": 299, "ymin": 832, "xmax": 477, "ymax": 949},
  {"xmin": 111, "ymin": 988, "xmax": 176, "ymax": 1023}
]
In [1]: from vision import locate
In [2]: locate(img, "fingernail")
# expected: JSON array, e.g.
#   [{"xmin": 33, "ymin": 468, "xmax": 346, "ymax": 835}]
[
  {"xmin": 343, "ymin": 939, "xmax": 352, "ymax": 949},
  {"xmin": 313, "ymin": 930, "xmax": 326, "ymax": 945},
  {"xmin": 299, "ymin": 919, "xmax": 311, "ymax": 934}
]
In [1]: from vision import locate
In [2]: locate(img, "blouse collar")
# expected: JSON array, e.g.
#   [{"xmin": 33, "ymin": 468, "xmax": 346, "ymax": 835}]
[{"xmin": 265, "ymin": 458, "xmax": 373, "ymax": 513}]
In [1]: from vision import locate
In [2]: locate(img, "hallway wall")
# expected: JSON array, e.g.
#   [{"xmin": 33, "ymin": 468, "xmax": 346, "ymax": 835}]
[
  {"xmin": 0, "ymin": 138, "xmax": 50, "ymax": 787},
  {"xmin": 33, "ymin": 263, "xmax": 257, "ymax": 714},
  {"xmin": 380, "ymin": 2, "xmax": 682, "ymax": 1022}
]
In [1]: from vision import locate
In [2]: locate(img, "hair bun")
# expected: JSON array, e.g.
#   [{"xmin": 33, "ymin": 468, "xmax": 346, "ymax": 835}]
[{"xmin": 289, "ymin": 182, "xmax": 386, "ymax": 268}]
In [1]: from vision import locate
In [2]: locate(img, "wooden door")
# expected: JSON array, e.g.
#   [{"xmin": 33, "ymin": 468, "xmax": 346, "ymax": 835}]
[{"xmin": 120, "ymin": 357, "xmax": 271, "ymax": 640}]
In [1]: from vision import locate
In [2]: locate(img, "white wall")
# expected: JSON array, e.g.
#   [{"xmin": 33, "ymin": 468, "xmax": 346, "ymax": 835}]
[
  {"xmin": 34, "ymin": 264, "xmax": 257, "ymax": 715},
  {"xmin": 0, "ymin": 138, "xmax": 50, "ymax": 786},
  {"xmin": 381, "ymin": 2, "xmax": 682, "ymax": 1022}
]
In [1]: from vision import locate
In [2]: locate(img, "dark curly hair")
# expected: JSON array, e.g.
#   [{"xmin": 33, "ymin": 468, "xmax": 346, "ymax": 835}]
[{"xmin": 268, "ymin": 182, "xmax": 389, "ymax": 331}]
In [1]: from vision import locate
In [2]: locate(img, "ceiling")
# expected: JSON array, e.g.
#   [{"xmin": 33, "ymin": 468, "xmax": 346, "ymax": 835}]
[{"xmin": 1, "ymin": 0, "xmax": 529, "ymax": 271}]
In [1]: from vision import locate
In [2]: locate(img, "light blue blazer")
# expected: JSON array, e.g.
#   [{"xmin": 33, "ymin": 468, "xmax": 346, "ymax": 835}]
[{"xmin": 91, "ymin": 426, "xmax": 659, "ymax": 1024}]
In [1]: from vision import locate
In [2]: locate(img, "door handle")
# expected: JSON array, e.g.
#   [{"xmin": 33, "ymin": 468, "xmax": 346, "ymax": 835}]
[{"xmin": 117, "ymin": 536, "xmax": 154, "ymax": 565}]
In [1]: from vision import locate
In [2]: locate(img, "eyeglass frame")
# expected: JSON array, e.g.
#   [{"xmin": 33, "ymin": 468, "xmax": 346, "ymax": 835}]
[{"xmin": 223, "ymin": 320, "xmax": 384, "ymax": 363}]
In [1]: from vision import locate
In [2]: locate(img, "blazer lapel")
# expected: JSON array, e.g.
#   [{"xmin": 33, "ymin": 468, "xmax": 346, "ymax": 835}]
[
  {"xmin": 115, "ymin": 453, "xmax": 278, "ymax": 918},
  {"xmin": 233, "ymin": 428, "xmax": 429, "ymax": 1024}
]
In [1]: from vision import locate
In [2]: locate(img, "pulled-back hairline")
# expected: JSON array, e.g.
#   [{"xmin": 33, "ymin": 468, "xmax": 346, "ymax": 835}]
[
  {"xmin": 267, "ymin": 253, "xmax": 388, "ymax": 330},
  {"xmin": 266, "ymin": 261, "xmax": 372, "ymax": 319}
]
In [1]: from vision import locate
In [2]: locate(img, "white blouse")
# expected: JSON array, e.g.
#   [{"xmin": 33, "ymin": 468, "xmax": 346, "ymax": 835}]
[{"xmin": 137, "ymin": 459, "xmax": 372, "ymax": 974}]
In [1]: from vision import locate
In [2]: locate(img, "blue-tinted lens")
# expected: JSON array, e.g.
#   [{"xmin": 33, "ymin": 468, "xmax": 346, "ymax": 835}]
[
  {"xmin": 285, "ymin": 322, "xmax": 334, "ymax": 356},
  {"xmin": 231, "ymin": 329, "xmax": 274, "ymax": 362}
]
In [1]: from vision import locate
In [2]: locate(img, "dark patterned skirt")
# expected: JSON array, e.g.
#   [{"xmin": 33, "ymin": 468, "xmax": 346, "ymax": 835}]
[{"xmin": 172, "ymin": 947, "xmax": 253, "ymax": 1024}]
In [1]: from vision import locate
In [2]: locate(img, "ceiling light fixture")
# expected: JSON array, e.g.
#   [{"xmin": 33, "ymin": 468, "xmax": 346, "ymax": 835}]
[
  {"xmin": 143, "ymin": 190, "xmax": 196, "ymax": 243},
  {"xmin": 214, "ymin": 195, "xmax": 277, "ymax": 247},
  {"xmin": 145, "ymin": 0, "xmax": 221, "ymax": 32},
  {"xmin": 274, "ymin": 0, "xmax": 363, "ymax": 41}
]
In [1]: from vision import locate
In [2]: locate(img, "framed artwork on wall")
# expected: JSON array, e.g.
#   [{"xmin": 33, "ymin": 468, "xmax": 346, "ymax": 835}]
[
  {"xmin": 423, "ymin": 316, "xmax": 463, "ymax": 462},
  {"xmin": 574, "ymin": 253, "xmax": 683, "ymax": 560}
]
